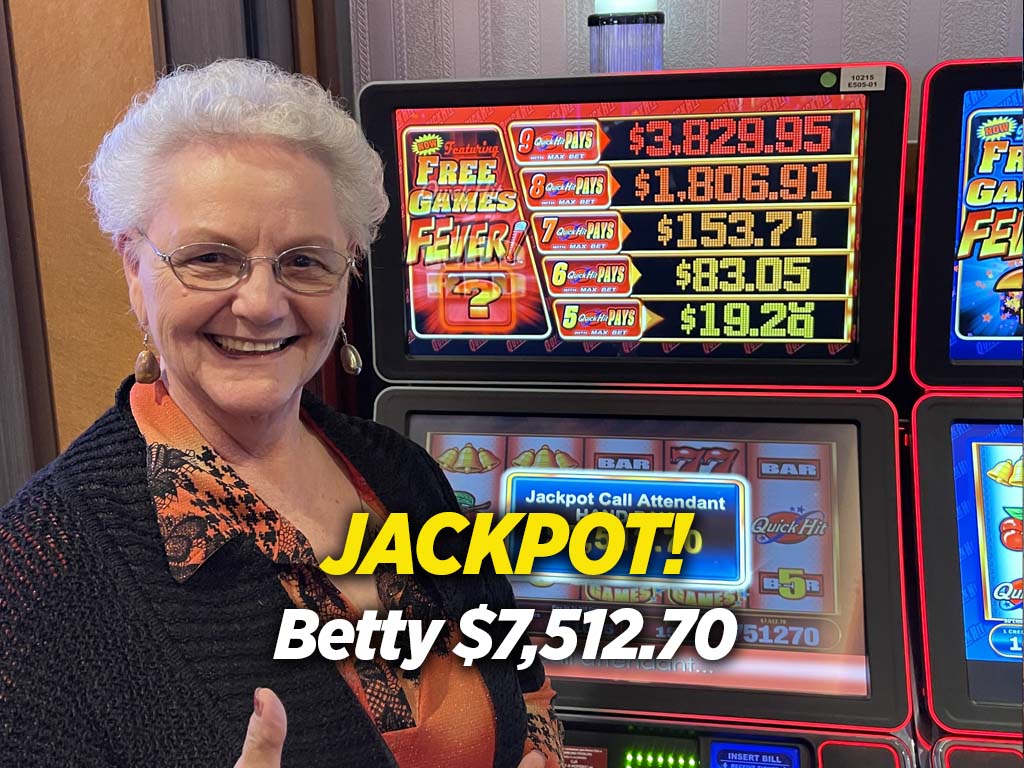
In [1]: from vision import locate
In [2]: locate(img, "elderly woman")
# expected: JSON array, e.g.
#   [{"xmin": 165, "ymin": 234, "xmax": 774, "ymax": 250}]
[{"xmin": 0, "ymin": 59, "xmax": 562, "ymax": 768}]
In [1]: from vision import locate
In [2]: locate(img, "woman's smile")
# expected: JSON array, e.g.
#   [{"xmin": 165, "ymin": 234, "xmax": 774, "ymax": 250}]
[{"xmin": 206, "ymin": 333, "xmax": 301, "ymax": 357}]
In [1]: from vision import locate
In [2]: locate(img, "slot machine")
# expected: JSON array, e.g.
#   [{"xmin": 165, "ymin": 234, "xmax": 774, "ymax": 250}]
[
  {"xmin": 360, "ymin": 63, "xmax": 916, "ymax": 768},
  {"xmin": 910, "ymin": 58, "xmax": 1024, "ymax": 768}
]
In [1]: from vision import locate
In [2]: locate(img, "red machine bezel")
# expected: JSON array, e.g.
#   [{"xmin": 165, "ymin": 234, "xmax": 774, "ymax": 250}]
[
  {"xmin": 944, "ymin": 742, "xmax": 1024, "ymax": 767},
  {"xmin": 817, "ymin": 738, "xmax": 901, "ymax": 766},
  {"xmin": 909, "ymin": 57, "xmax": 1024, "ymax": 391},
  {"xmin": 912, "ymin": 391, "xmax": 1022, "ymax": 737}
]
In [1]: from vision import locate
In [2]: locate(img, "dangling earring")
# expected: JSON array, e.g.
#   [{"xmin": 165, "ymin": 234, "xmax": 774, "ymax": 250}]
[
  {"xmin": 338, "ymin": 326, "xmax": 362, "ymax": 376},
  {"xmin": 134, "ymin": 331, "xmax": 160, "ymax": 384}
]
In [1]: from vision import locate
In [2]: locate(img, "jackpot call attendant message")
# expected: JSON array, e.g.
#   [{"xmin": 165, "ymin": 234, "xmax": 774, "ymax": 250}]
[{"xmin": 275, "ymin": 471, "xmax": 749, "ymax": 669}]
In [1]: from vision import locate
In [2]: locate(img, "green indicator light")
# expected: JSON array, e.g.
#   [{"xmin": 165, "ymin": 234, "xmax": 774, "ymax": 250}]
[
  {"xmin": 658, "ymin": 756, "xmax": 664, "ymax": 765},
  {"xmin": 648, "ymin": 754, "xmax": 654, "ymax": 765},
  {"xmin": 820, "ymin": 71, "xmax": 838, "ymax": 88},
  {"xmin": 668, "ymin": 758, "xmax": 675, "ymax": 766},
  {"xmin": 689, "ymin": 758, "xmax": 697, "ymax": 767},
  {"xmin": 626, "ymin": 753, "xmax": 633, "ymax": 763}
]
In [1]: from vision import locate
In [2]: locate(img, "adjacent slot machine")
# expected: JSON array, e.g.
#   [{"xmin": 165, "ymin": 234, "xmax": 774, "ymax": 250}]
[
  {"xmin": 911, "ymin": 58, "xmax": 1023, "ymax": 391},
  {"xmin": 913, "ymin": 395, "xmax": 1023, "ymax": 768},
  {"xmin": 910, "ymin": 58, "xmax": 1023, "ymax": 768},
  {"xmin": 361, "ymin": 63, "xmax": 915, "ymax": 767}
]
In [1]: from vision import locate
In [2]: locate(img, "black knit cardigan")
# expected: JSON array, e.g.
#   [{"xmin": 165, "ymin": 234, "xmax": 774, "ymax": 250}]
[{"xmin": 0, "ymin": 378, "xmax": 542, "ymax": 767}]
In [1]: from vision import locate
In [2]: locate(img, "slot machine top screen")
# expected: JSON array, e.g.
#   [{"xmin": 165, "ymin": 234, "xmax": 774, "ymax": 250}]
[
  {"xmin": 913, "ymin": 59, "xmax": 1024, "ymax": 389},
  {"xmin": 360, "ymin": 65, "xmax": 908, "ymax": 386},
  {"xmin": 376, "ymin": 389, "xmax": 911, "ymax": 731}
]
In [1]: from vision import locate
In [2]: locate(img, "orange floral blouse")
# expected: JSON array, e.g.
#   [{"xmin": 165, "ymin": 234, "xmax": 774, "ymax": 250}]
[{"xmin": 130, "ymin": 381, "xmax": 563, "ymax": 767}]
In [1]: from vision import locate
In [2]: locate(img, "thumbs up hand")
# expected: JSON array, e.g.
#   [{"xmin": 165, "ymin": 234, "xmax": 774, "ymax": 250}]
[{"xmin": 233, "ymin": 688, "xmax": 288, "ymax": 768}]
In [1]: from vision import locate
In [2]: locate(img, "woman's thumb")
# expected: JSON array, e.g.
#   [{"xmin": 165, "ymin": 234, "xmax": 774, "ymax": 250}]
[{"xmin": 234, "ymin": 688, "xmax": 288, "ymax": 768}]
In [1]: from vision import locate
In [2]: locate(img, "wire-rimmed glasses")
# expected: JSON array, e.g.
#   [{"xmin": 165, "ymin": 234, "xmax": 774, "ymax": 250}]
[{"xmin": 138, "ymin": 233, "xmax": 355, "ymax": 294}]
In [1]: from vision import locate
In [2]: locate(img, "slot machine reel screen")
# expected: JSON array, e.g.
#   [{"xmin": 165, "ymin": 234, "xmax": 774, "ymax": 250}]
[
  {"xmin": 360, "ymin": 65, "xmax": 908, "ymax": 387},
  {"xmin": 375, "ymin": 389, "xmax": 910, "ymax": 730},
  {"xmin": 912, "ymin": 59, "xmax": 1024, "ymax": 388},
  {"xmin": 914, "ymin": 395, "xmax": 1023, "ymax": 736}
]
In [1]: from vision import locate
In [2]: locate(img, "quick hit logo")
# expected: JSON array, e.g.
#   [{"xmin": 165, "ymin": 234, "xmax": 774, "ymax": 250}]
[
  {"xmin": 993, "ymin": 578, "xmax": 1023, "ymax": 609},
  {"xmin": 566, "ymin": 268, "xmax": 598, "ymax": 282},
  {"xmin": 752, "ymin": 507, "xmax": 828, "ymax": 544},
  {"xmin": 757, "ymin": 457, "xmax": 821, "ymax": 480}
]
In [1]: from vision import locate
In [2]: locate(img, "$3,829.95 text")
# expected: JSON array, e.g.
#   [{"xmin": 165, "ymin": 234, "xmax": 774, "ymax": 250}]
[{"xmin": 454, "ymin": 606, "xmax": 738, "ymax": 670}]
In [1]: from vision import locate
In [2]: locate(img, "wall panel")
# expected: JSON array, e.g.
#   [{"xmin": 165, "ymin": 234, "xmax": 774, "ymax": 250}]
[
  {"xmin": 8, "ymin": 0, "xmax": 156, "ymax": 447},
  {"xmin": 349, "ymin": 0, "xmax": 1023, "ymax": 132}
]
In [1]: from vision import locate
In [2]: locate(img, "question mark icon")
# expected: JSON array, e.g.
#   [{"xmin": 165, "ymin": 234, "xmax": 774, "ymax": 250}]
[{"xmin": 452, "ymin": 277, "xmax": 503, "ymax": 319}]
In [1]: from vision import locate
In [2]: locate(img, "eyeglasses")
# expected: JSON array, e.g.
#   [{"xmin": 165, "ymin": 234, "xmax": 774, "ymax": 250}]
[{"xmin": 138, "ymin": 233, "xmax": 355, "ymax": 294}]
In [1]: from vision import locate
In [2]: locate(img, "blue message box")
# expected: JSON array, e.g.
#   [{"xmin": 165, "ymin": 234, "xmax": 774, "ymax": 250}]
[
  {"xmin": 710, "ymin": 741, "xmax": 802, "ymax": 768},
  {"xmin": 502, "ymin": 469, "xmax": 750, "ymax": 589}
]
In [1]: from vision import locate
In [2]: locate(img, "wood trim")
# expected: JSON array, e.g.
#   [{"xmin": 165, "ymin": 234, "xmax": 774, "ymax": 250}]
[
  {"xmin": 160, "ymin": 0, "xmax": 247, "ymax": 69},
  {"xmin": 148, "ymin": 0, "xmax": 169, "ymax": 73},
  {"xmin": 291, "ymin": 0, "xmax": 317, "ymax": 78},
  {"xmin": 0, "ymin": 0, "xmax": 58, "ymax": 472},
  {"xmin": 312, "ymin": 0, "xmax": 355, "ymax": 105},
  {"xmin": 246, "ymin": 0, "xmax": 296, "ymax": 71},
  {"xmin": 305, "ymin": 0, "xmax": 359, "ymax": 411}
]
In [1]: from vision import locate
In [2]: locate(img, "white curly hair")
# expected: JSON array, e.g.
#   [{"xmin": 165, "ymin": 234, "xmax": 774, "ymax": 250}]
[{"xmin": 86, "ymin": 58, "xmax": 388, "ymax": 260}]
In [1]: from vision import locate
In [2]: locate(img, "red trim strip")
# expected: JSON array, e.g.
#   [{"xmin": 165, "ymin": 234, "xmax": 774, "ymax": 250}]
[
  {"xmin": 945, "ymin": 743, "xmax": 1024, "ymax": 766},
  {"xmin": 912, "ymin": 391, "xmax": 1021, "ymax": 737},
  {"xmin": 817, "ymin": 739, "xmax": 901, "ymax": 766}
]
